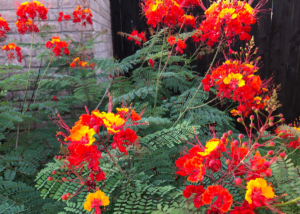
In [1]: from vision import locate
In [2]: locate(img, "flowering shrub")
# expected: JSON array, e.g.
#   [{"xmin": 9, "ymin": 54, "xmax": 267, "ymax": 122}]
[{"xmin": 0, "ymin": 0, "xmax": 298, "ymax": 213}]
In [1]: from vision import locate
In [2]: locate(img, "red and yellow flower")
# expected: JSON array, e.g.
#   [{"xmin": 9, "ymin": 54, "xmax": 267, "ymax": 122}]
[
  {"xmin": 15, "ymin": 1, "xmax": 48, "ymax": 34},
  {"xmin": 2, "ymin": 43, "xmax": 23, "ymax": 62},
  {"xmin": 127, "ymin": 30, "xmax": 147, "ymax": 45},
  {"xmin": 0, "ymin": 16, "xmax": 10, "ymax": 38},
  {"xmin": 245, "ymin": 178, "xmax": 275, "ymax": 207},
  {"xmin": 192, "ymin": 0, "xmax": 259, "ymax": 46},
  {"xmin": 73, "ymin": 6, "xmax": 93, "ymax": 26},
  {"xmin": 45, "ymin": 36, "xmax": 70, "ymax": 57},
  {"xmin": 84, "ymin": 190, "xmax": 110, "ymax": 214},
  {"xmin": 143, "ymin": 0, "xmax": 185, "ymax": 28}
]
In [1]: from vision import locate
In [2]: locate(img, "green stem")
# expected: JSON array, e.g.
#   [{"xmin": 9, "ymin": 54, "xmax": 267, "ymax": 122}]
[
  {"xmin": 32, "ymin": 57, "xmax": 54, "ymax": 106},
  {"xmin": 153, "ymin": 29, "xmax": 167, "ymax": 111},
  {"xmin": 107, "ymin": 151, "xmax": 135, "ymax": 189},
  {"xmin": 172, "ymin": 43, "xmax": 221, "ymax": 127},
  {"xmin": 23, "ymin": 32, "xmax": 34, "ymax": 110}
]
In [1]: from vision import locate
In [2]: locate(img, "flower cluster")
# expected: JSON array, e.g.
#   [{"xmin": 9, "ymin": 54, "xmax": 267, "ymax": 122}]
[
  {"xmin": 127, "ymin": 30, "xmax": 147, "ymax": 45},
  {"xmin": 73, "ymin": 6, "xmax": 93, "ymax": 26},
  {"xmin": 70, "ymin": 57, "xmax": 95, "ymax": 69},
  {"xmin": 143, "ymin": 0, "xmax": 185, "ymax": 28},
  {"xmin": 45, "ymin": 36, "xmax": 70, "ymax": 57},
  {"xmin": 192, "ymin": 0, "xmax": 260, "ymax": 46},
  {"xmin": 15, "ymin": 1, "xmax": 48, "ymax": 34},
  {"xmin": 176, "ymin": 91, "xmax": 287, "ymax": 213},
  {"xmin": 57, "ymin": 12, "xmax": 71, "ymax": 22},
  {"xmin": 0, "ymin": 16, "xmax": 10, "ymax": 38},
  {"xmin": 58, "ymin": 6, "xmax": 92, "ymax": 26},
  {"xmin": 50, "ymin": 95, "xmax": 145, "ymax": 212},
  {"xmin": 202, "ymin": 46, "xmax": 269, "ymax": 116},
  {"xmin": 167, "ymin": 36, "xmax": 187, "ymax": 54},
  {"xmin": 2, "ymin": 43, "xmax": 23, "ymax": 62}
]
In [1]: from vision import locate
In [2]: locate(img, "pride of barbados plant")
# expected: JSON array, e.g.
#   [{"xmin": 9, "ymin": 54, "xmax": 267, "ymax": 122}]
[{"xmin": 48, "ymin": 94, "xmax": 145, "ymax": 213}]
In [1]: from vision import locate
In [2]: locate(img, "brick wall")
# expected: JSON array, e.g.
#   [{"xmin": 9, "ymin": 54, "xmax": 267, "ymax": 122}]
[{"xmin": 0, "ymin": 0, "xmax": 113, "ymax": 67}]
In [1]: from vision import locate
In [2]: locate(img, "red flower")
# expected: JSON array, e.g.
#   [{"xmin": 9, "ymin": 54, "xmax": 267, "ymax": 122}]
[
  {"xmin": 46, "ymin": 36, "xmax": 70, "ymax": 57},
  {"xmin": 143, "ymin": 0, "xmax": 185, "ymax": 28},
  {"xmin": 73, "ymin": 6, "xmax": 93, "ymax": 26},
  {"xmin": 112, "ymin": 129, "xmax": 138, "ymax": 155},
  {"xmin": 53, "ymin": 96, "xmax": 59, "ymax": 102},
  {"xmin": 202, "ymin": 185, "xmax": 233, "ymax": 213},
  {"xmin": 178, "ymin": 15, "xmax": 196, "ymax": 28},
  {"xmin": 183, "ymin": 185, "xmax": 205, "ymax": 208},
  {"xmin": 64, "ymin": 15, "xmax": 71, "ymax": 20},
  {"xmin": 128, "ymin": 30, "xmax": 147, "ymax": 45},
  {"xmin": 2, "ymin": 43, "xmax": 23, "ymax": 62},
  {"xmin": 0, "ymin": 16, "xmax": 10, "ymax": 38},
  {"xmin": 167, "ymin": 36, "xmax": 176, "ymax": 45},
  {"xmin": 149, "ymin": 59, "xmax": 155, "ymax": 68},
  {"xmin": 15, "ymin": 1, "xmax": 48, "ymax": 34},
  {"xmin": 175, "ymin": 39, "xmax": 186, "ymax": 54},
  {"xmin": 192, "ymin": 1, "xmax": 259, "ymax": 46},
  {"xmin": 175, "ymin": 146, "xmax": 206, "ymax": 182}
]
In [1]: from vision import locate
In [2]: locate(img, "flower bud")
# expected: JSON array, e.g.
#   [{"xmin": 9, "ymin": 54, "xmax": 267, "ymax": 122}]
[
  {"xmin": 280, "ymin": 152, "xmax": 286, "ymax": 159},
  {"xmin": 81, "ymin": 181, "xmax": 85, "ymax": 186},
  {"xmin": 242, "ymin": 142, "xmax": 247, "ymax": 147},
  {"xmin": 223, "ymin": 133, "xmax": 228, "ymax": 138},
  {"xmin": 66, "ymin": 193, "xmax": 71, "ymax": 197},
  {"xmin": 269, "ymin": 142, "xmax": 275, "ymax": 147},
  {"xmin": 48, "ymin": 177, "xmax": 53, "ymax": 181},
  {"xmin": 279, "ymin": 114, "xmax": 283, "ymax": 117},
  {"xmin": 55, "ymin": 156, "xmax": 58, "ymax": 159},
  {"xmin": 90, "ymin": 118, "xmax": 96, "ymax": 123},
  {"xmin": 62, "ymin": 195, "xmax": 68, "ymax": 200},
  {"xmin": 269, "ymin": 122, "xmax": 274, "ymax": 126},
  {"xmin": 263, "ymin": 161, "xmax": 271, "ymax": 168},
  {"xmin": 57, "ymin": 155, "xmax": 62, "ymax": 160},
  {"xmin": 250, "ymin": 115, "xmax": 255, "ymax": 120},
  {"xmin": 62, "ymin": 165, "xmax": 66, "ymax": 169},
  {"xmin": 237, "ymin": 118, "xmax": 243, "ymax": 123},
  {"xmin": 52, "ymin": 171, "xmax": 57, "ymax": 175},
  {"xmin": 265, "ymin": 169, "xmax": 272, "ymax": 177},
  {"xmin": 238, "ymin": 134, "xmax": 243, "ymax": 140},
  {"xmin": 215, "ymin": 145, "xmax": 221, "ymax": 152},
  {"xmin": 221, "ymin": 138, "xmax": 226, "ymax": 144},
  {"xmin": 226, "ymin": 159, "xmax": 231, "ymax": 165},
  {"xmin": 209, "ymin": 160, "xmax": 216, "ymax": 168},
  {"xmin": 254, "ymin": 143, "xmax": 260, "ymax": 149},
  {"xmin": 93, "ymin": 125, "xmax": 99, "ymax": 133},
  {"xmin": 267, "ymin": 150, "xmax": 274, "ymax": 156},
  {"xmin": 228, "ymin": 130, "xmax": 233, "ymax": 136},
  {"xmin": 235, "ymin": 178, "xmax": 242, "ymax": 186},
  {"xmin": 233, "ymin": 140, "xmax": 239, "ymax": 147},
  {"xmin": 250, "ymin": 123, "xmax": 255, "ymax": 128},
  {"xmin": 237, "ymin": 111, "xmax": 242, "ymax": 116},
  {"xmin": 62, "ymin": 177, "xmax": 66, "ymax": 182},
  {"xmin": 252, "ymin": 166, "xmax": 258, "ymax": 171},
  {"xmin": 252, "ymin": 106, "xmax": 256, "ymax": 111},
  {"xmin": 269, "ymin": 117, "xmax": 274, "ymax": 121},
  {"xmin": 280, "ymin": 118, "xmax": 285, "ymax": 122}
]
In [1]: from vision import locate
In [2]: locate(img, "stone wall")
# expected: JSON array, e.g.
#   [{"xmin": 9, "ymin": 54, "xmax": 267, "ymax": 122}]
[{"xmin": 0, "ymin": 0, "xmax": 113, "ymax": 67}]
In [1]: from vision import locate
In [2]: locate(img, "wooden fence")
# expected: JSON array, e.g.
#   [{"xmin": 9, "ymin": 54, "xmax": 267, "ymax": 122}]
[{"xmin": 110, "ymin": 0, "xmax": 300, "ymax": 123}]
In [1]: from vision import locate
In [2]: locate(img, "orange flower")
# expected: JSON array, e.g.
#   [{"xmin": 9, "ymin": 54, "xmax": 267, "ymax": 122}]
[
  {"xmin": 202, "ymin": 185, "xmax": 233, "ymax": 212},
  {"xmin": 67, "ymin": 123, "xmax": 96, "ymax": 146},
  {"xmin": 131, "ymin": 110, "xmax": 141, "ymax": 122},
  {"xmin": 73, "ymin": 6, "xmax": 93, "ymax": 26}
]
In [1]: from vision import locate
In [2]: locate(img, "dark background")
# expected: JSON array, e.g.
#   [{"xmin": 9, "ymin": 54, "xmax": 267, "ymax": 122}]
[{"xmin": 109, "ymin": 0, "xmax": 300, "ymax": 124}]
